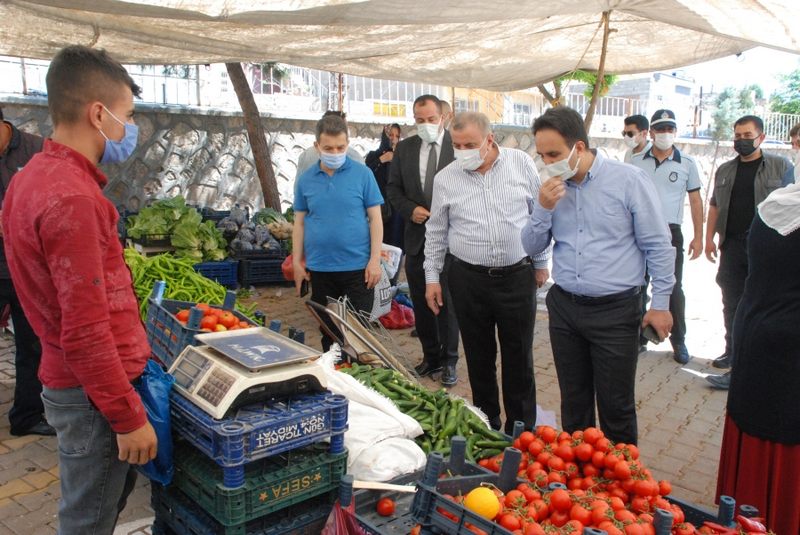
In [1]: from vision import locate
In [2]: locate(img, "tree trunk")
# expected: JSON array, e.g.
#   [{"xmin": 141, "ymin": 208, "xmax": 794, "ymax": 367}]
[
  {"xmin": 225, "ymin": 62, "xmax": 281, "ymax": 211},
  {"xmin": 584, "ymin": 11, "xmax": 611, "ymax": 133}
]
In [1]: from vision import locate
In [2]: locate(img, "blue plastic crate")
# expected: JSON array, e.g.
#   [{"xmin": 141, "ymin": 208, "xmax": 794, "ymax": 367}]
[
  {"xmin": 145, "ymin": 283, "xmax": 253, "ymax": 368},
  {"xmin": 170, "ymin": 390, "xmax": 348, "ymax": 487},
  {"xmin": 151, "ymin": 483, "xmax": 334, "ymax": 535},
  {"xmin": 237, "ymin": 258, "xmax": 287, "ymax": 286},
  {"xmin": 194, "ymin": 260, "xmax": 239, "ymax": 287},
  {"xmin": 171, "ymin": 441, "xmax": 347, "ymax": 526}
]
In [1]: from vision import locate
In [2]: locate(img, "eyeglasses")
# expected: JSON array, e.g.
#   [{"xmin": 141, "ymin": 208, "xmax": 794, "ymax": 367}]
[{"xmin": 622, "ymin": 131, "xmax": 637, "ymax": 138}]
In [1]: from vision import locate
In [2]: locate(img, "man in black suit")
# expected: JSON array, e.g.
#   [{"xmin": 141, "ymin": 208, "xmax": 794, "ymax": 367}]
[{"xmin": 387, "ymin": 95, "xmax": 459, "ymax": 386}]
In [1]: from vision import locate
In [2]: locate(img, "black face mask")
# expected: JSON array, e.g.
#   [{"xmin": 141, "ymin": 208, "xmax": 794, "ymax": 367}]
[{"xmin": 734, "ymin": 138, "xmax": 759, "ymax": 157}]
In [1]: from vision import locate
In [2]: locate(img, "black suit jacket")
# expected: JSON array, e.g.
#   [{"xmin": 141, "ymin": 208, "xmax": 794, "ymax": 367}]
[{"xmin": 386, "ymin": 131, "xmax": 454, "ymax": 256}]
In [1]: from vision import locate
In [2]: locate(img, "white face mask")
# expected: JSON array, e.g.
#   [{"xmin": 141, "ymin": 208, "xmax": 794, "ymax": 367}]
[
  {"xmin": 454, "ymin": 136, "xmax": 489, "ymax": 171},
  {"xmin": 538, "ymin": 144, "xmax": 580, "ymax": 181},
  {"xmin": 653, "ymin": 132, "xmax": 675, "ymax": 151},
  {"xmin": 623, "ymin": 134, "xmax": 639, "ymax": 149},
  {"xmin": 417, "ymin": 122, "xmax": 441, "ymax": 144}
]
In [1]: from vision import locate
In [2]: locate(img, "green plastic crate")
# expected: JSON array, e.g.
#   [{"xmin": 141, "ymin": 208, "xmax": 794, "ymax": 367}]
[{"xmin": 172, "ymin": 440, "xmax": 347, "ymax": 527}]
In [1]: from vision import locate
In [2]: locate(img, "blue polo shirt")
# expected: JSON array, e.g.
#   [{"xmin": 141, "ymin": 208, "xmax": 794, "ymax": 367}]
[
  {"xmin": 630, "ymin": 147, "xmax": 702, "ymax": 226},
  {"xmin": 294, "ymin": 156, "xmax": 384, "ymax": 272}
]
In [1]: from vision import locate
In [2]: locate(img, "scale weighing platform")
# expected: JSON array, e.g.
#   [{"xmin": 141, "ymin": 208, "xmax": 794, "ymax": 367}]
[{"xmin": 168, "ymin": 327, "xmax": 328, "ymax": 419}]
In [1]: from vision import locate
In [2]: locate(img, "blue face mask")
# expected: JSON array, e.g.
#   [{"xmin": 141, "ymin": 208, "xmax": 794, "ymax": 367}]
[
  {"xmin": 99, "ymin": 106, "xmax": 138, "ymax": 164},
  {"xmin": 319, "ymin": 151, "xmax": 347, "ymax": 170}
]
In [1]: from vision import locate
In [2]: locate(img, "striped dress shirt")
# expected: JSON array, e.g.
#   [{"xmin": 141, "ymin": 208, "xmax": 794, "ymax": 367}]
[{"xmin": 423, "ymin": 146, "xmax": 551, "ymax": 283}]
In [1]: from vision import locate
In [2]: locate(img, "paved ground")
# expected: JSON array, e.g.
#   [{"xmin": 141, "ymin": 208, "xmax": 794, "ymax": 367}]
[{"xmin": 0, "ymin": 219, "xmax": 731, "ymax": 534}]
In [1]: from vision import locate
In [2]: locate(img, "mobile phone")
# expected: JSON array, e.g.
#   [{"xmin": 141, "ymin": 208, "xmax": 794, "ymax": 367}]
[
  {"xmin": 300, "ymin": 279, "xmax": 309, "ymax": 297},
  {"xmin": 642, "ymin": 324, "xmax": 662, "ymax": 344}
]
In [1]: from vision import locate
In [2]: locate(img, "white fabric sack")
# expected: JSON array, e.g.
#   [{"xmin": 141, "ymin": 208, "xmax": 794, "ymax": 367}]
[
  {"xmin": 347, "ymin": 436, "xmax": 427, "ymax": 482},
  {"xmin": 318, "ymin": 349, "xmax": 425, "ymax": 480}
]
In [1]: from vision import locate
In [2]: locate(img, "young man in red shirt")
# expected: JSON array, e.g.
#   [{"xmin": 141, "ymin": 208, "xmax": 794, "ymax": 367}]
[{"xmin": 2, "ymin": 45, "xmax": 156, "ymax": 533}]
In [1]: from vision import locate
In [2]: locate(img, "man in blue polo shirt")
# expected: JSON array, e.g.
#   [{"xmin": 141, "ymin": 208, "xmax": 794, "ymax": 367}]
[
  {"xmin": 631, "ymin": 109, "xmax": 703, "ymax": 364},
  {"xmin": 292, "ymin": 113, "xmax": 384, "ymax": 350}
]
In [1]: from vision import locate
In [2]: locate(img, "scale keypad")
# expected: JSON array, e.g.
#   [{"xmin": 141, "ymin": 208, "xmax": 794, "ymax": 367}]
[{"xmin": 197, "ymin": 369, "xmax": 235, "ymax": 406}]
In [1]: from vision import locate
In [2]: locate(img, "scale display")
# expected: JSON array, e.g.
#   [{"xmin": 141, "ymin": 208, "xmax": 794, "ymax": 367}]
[{"xmin": 168, "ymin": 328, "xmax": 327, "ymax": 419}]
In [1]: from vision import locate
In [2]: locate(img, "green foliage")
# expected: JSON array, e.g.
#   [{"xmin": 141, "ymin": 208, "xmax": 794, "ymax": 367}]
[
  {"xmin": 710, "ymin": 87, "xmax": 758, "ymax": 141},
  {"xmin": 557, "ymin": 70, "xmax": 618, "ymax": 99},
  {"xmin": 126, "ymin": 196, "xmax": 193, "ymax": 238},
  {"xmin": 770, "ymin": 68, "xmax": 800, "ymax": 115}
]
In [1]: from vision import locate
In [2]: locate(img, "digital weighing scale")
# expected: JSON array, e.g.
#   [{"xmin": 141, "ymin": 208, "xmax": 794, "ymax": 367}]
[{"xmin": 167, "ymin": 327, "xmax": 328, "ymax": 419}]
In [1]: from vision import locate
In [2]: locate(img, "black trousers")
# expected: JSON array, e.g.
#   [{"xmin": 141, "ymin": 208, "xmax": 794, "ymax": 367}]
[
  {"xmin": 0, "ymin": 278, "xmax": 45, "ymax": 432},
  {"xmin": 716, "ymin": 235, "xmax": 748, "ymax": 359},
  {"xmin": 309, "ymin": 270, "xmax": 374, "ymax": 352},
  {"xmin": 405, "ymin": 252, "xmax": 459, "ymax": 364},
  {"xmin": 448, "ymin": 258, "xmax": 536, "ymax": 433},
  {"xmin": 641, "ymin": 224, "xmax": 686, "ymax": 346},
  {"xmin": 547, "ymin": 285, "xmax": 641, "ymax": 444}
]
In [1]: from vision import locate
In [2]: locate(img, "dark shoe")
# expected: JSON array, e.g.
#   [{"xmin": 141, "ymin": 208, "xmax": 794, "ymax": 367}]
[
  {"xmin": 488, "ymin": 417, "xmax": 502, "ymax": 431},
  {"xmin": 672, "ymin": 344, "xmax": 691, "ymax": 364},
  {"xmin": 706, "ymin": 371, "xmax": 731, "ymax": 390},
  {"xmin": 410, "ymin": 329, "xmax": 418, "ymax": 338},
  {"xmin": 414, "ymin": 360, "xmax": 442, "ymax": 377},
  {"xmin": 712, "ymin": 354, "xmax": 731, "ymax": 369},
  {"xmin": 441, "ymin": 363, "xmax": 458, "ymax": 387},
  {"xmin": 10, "ymin": 419, "xmax": 56, "ymax": 437}
]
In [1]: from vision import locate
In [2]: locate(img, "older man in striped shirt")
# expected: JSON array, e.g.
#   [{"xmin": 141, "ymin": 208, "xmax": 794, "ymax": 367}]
[{"xmin": 424, "ymin": 112, "xmax": 550, "ymax": 433}]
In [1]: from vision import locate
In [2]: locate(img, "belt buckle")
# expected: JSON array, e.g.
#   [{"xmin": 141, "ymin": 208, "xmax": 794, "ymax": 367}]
[{"xmin": 487, "ymin": 267, "xmax": 504, "ymax": 278}]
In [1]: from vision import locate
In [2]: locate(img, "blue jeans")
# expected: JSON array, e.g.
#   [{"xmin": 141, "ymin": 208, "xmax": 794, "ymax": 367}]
[{"xmin": 42, "ymin": 386, "xmax": 138, "ymax": 535}]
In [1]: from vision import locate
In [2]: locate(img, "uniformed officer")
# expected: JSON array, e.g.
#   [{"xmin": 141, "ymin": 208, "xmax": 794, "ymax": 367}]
[{"xmin": 631, "ymin": 109, "xmax": 704, "ymax": 364}]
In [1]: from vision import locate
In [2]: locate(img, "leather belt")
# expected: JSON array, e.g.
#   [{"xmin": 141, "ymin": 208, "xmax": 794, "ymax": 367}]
[
  {"xmin": 554, "ymin": 284, "xmax": 641, "ymax": 305},
  {"xmin": 451, "ymin": 256, "xmax": 532, "ymax": 278}
]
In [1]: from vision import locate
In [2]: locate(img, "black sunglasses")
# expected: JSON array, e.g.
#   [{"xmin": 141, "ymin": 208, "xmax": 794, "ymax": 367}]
[{"xmin": 622, "ymin": 131, "xmax": 637, "ymax": 138}]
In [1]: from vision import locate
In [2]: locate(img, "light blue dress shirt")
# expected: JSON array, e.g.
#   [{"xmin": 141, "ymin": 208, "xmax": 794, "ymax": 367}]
[{"xmin": 521, "ymin": 151, "xmax": 675, "ymax": 310}]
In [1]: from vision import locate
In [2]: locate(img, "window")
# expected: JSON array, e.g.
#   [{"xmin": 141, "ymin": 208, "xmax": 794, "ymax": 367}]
[
  {"xmin": 513, "ymin": 103, "xmax": 532, "ymax": 126},
  {"xmin": 675, "ymin": 85, "xmax": 691, "ymax": 96},
  {"xmin": 455, "ymin": 98, "xmax": 479, "ymax": 112}
]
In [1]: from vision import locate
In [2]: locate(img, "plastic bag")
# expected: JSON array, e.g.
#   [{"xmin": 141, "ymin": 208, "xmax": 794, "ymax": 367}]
[
  {"xmin": 379, "ymin": 299, "xmax": 415, "ymax": 329},
  {"xmin": 133, "ymin": 359, "xmax": 175, "ymax": 486},
  {"xmin": 321, "ymin": 501, "xmax": 368, "ymax": 535},
  {"xmin": 281, "ymin": 254, "xmax": 305, "ymax": 281},
  {"xmin": 369, "ymin": 264, "xmax": 393, "ymax": 321}
]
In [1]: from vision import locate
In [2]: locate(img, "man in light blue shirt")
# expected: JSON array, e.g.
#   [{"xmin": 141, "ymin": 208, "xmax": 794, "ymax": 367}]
[
  {"xmin": 631, "ymin": 109, "xmax": 704, "ymax": 364},
  {"xmin": 521, "ymin": 106, "xmax": 674, "ymax": 444}
]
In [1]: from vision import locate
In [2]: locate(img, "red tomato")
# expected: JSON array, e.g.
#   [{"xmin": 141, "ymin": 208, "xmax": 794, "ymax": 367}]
[
  {"xmin": 630, "ymin": 495, "xmax": 651, "ymax": 514},
  {"xmin": 582, "ymin": 462, "xmax": 599, "ymax": 477},
  {"xmin": 549, "ymin": 510, "xmax": 570, "ymax": 528},
  {"xmin": 527, "ymin": 500, "xmax": 549, "ymax": 522},
  {"xmin": 536, "ymin": 425, "xmax": 557, "ymax": 444},
  {"xmin": 614, "ymin": 460, "xmax": 632, "ymax": 480},
  {"xmin": 200, "ymin": 315, "xmax": 218, "ymax": 330},
  {"xmin": 527, "ymin": 438, "xmax": 545, "ymax": 457},
  {"xmin": 670, "ymin": 504, "xmax": 685, "ymax": 525},
  {"xmin": 563, "ymin": 520, "xmax": 584, "ymax": 534},
  {"xmin": 657, "ymin": 480, "xmax": 672, "ymax": 496},
  {"xmin": 574, "ymin": 442, "xmax": 594, "ymax": 462},
  {"xmin": 554, "ymin": 442, "xmax": 575, "ymax": 462},
  {"xmin": 195, "ymin": 303, "xmax": 210, "ymax": 315},
  {"xmin": 624, "ymin": 522, "xmax": 645, "ymax": 535},
  {"xmin": 583, "ymin": 426, "xmax": 602, "ymax": 445},
  {"xmin": 549, "ymin": 488, "xmax": 572, "ymax": 512},
  {"xmin": 526, "ymin": 467, "xmax": 548, "ymax": 487},
  {"xmin": 590, "ymin": 500, "xmax": 612, "ymax": 525},
  {"xmin": 176, "ymin": 309, "xmax": 190, "ymax": 322},
  {"xmin": 547, "ymin": 455, "xmax": 566, "ymax": 472},
  {"xmin": 609, "ymin": 496, "xmax": 626, "ymax": 511},
  {"xmin": 546, "ymin": 471, "xmax": 565, "ymax": 485},
  {"xmin": 567, "ymin": 478, "xmax": 583, "ymax": 491},
  {"xmin": 219, "ymin": 311, "xmax": 237, "ymax": 328},
  {"xmin": 518, "ymin": 431, "xmax": 535, "ymax": 451},
  {"xmin": 569, "ymin": 504, "xmax": 592, "ymax": 526},
  {"xmin": 524, "ymin": 522, "xmax": 546, "ymax": 535},
  {"xmin": 505, "ymin": 490, "xmax": 526, "ymax": 508},
  {"xmin": 599, "ymin": 521, "xmax": 624, "ymax": 535},
  {"xmin": 595, "ymin": 437, "xmax": 612, "ymax": 453},
  {"xmin": 376, "ymin": 497, "xmax": 395, "ymax": 516},
  {"xmin": 410, "ymin": 525, "xmax": 421, "ymax": 535},
  {"xmin": 498, "ymin": 513, "xmax": 521, "ymax": 531},
  {"xmin": 517, "ymin": 483, "xmax": 538, "ymax": 504},
  {"xmin": 626, "ymin": 444, "xmax": 640, "ymax": 461},
  {"xmin": 238, "ymin": 320, "xmax": 251, "ymax": 328},
  {"xmin": 633, "ymin": 479, "xmax": 656, "ymax": 498},
  {"xmin": 673, "ymin": 523, "xmax": 694, "ymax": 535},
  {"xmin": 591, "ymin": 450, "xmax": 607, "ymax": 468},
  {"xmin": 615, "ymin": 509, "xmax": 638, "ymax": 524}
]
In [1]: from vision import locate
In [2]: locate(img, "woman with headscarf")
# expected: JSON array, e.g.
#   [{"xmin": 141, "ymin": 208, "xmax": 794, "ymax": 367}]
[
  {"xmin": 366, "ymin": 123, "xmax": 403, "ymax": 249},
  {"xmin": 716, "ymin": 182, "xmax": 800, "ymax": 535}
]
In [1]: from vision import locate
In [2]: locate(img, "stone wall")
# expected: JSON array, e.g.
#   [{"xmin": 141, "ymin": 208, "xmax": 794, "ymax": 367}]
[{"xmin": 2, "ymin": 98, "xmax": 794, "ymax": 213}]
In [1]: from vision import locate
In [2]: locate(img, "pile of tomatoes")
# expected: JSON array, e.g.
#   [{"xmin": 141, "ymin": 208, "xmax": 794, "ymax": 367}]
[
  {"xmin": 457, "ymin": 425, "xmax": 693, "ymax": 535},
  {"xmin": 174, "ymin": 303, "xmax": 254, "ymax": 332}
]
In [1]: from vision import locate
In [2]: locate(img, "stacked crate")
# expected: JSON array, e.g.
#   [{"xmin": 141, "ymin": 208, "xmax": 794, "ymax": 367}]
[
  {"xmin": 143, "ymin": 285, "xmax": 347, "ymax": 534},
  {"xmin": 151, "ymin": 390, "xmax": 349, "ymax": 534}
]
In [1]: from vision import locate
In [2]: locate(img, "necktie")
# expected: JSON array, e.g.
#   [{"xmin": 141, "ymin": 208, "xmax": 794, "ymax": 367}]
[{"xmin": 423, "ymin": 141, "xmax": 437, "ymax": 207}]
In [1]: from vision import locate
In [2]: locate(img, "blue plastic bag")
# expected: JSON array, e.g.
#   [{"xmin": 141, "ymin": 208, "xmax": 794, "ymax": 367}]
[{"xmin": 133, "ymin": 359, "xmax": 175, "ymax": 485}]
